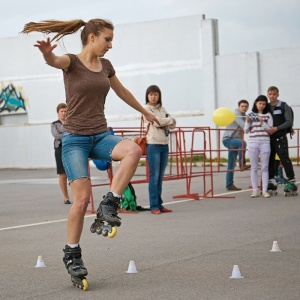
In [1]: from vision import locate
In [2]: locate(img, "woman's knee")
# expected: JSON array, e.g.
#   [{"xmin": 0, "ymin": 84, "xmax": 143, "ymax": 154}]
[
  {"xmin": 130, "ymin": 142, "xmax": 142, "ymax": 157},
  {"xmin": 70, "ymin": 178, "xmax": 91, "ymax": 204},
  {"xmin": 113, "ymin": 140, "xmax": 142, "ymax": 160}
]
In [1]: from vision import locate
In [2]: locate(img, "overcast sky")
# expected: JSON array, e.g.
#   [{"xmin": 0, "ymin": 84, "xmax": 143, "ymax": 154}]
[{"xmin": 1, "ymin": 0, "xmax": 300, "ymax": 55}]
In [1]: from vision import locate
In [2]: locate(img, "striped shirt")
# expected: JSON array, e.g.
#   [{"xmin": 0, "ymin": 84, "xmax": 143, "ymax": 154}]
[{"xmin": 244, "ymin": 112, "xmax": 273, "ymax": 143}]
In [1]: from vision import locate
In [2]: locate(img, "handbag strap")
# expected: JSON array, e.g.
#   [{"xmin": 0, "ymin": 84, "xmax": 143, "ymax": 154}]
[{"xmin": 140, "ymin": 116, "xmax": 150, "ymax": 137}]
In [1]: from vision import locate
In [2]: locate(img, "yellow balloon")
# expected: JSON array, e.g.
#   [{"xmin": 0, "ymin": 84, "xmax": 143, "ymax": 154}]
[{"xmin": 212, "ymin": 107, "xmax": 236, "ymax": 126}]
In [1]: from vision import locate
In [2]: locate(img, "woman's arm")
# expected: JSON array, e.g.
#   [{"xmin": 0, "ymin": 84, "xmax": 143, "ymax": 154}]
[
  {"xmin": 51, "ymin": 123, "xmax": 62, "ymax": 140},
  {"xmin": 34, "ymin": 37, "xmax": 70, "ymax": 70},
  {"xmin": 110, "ymin": 75, "xmax": 160, "ymax": 125},
  {"xmin": 145, "ymin": 106, "xmax": 176, "ymax": 129},
  {"xmin": 268, "ymin": 113, "xmax": 273, "ymax": 127}
]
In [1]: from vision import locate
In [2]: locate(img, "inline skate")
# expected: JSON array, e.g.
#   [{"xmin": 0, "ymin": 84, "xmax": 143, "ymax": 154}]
[
  {"xmin": 63, "ymin": 245, "xmax": 88, "ymax": 291},
  {"xmin": 90, "ymin": 192, "xmax": 121, "ymax": 238},
  {"xmin": 267, "ymin": 178, "xmax": 278, "ymax": 196},
  {"xmin": 283, "ymin": 179, "xmax": 298, "ymax": 197}
]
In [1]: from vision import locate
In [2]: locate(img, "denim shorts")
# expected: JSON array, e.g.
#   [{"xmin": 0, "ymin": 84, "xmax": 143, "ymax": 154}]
[{"xmin": 62, "ymin": 131, "xmax": 123, "ymax": 182}]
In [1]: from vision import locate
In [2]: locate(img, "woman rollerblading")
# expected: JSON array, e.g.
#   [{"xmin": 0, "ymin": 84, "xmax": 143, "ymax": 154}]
[
  {"xmin": 283, "ymin": 179, "xmax": 298, "ymax": 197},
  {"xmin": 21, "ymin": 18, "xmax": 159, "ymax": 290},
  {"xmin": 63, "ymin": 245, "xmax": 88, "ymax": 291}
]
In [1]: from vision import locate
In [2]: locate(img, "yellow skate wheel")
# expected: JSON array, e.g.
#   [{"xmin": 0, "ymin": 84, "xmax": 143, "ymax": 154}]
[
  {"xmin": 108, "ymin": 226, "xmax": 117, "ymax": 238},
  {"xmin": 82, "ymin": 279, "xmax": 88, "ymax": 291}
]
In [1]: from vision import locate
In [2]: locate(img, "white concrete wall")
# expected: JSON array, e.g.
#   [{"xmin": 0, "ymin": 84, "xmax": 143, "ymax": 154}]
[
  {"xmin": 0, "ymin": 15, "xmax": 204, "ymax": 168},
  {"xmin": 216, "ymin": 48, "xmax": 300, "ymax": 114},
  {"xmin": 216, "ymin": 52, "xmax": 261, "ymax": 103},
  {"xmin": 0, "ymin": 15, "xmax": 299, "ymax": 168}
]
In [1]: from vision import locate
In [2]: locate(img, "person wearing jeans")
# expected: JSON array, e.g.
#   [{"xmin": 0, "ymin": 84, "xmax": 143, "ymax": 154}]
[
  {"xmin": 143, "ymin": 85, "xmax": 176, "ymax": 214},
  {"xmin": 22, "ymin": 19, "xmax": 159, "ymax": 285},
  {"xmin": 147, "ymin": 144, "xmax": 169, "ymax": 212},
  {"xmin": 222, "ymin": 99, "xmax": 250, "ymax": 191}
]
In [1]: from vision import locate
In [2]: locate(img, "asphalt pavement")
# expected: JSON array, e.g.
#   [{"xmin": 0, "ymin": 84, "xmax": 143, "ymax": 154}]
[{"xmin": 0, "ymin": 165, "xmax": 300, "ymax": 300}]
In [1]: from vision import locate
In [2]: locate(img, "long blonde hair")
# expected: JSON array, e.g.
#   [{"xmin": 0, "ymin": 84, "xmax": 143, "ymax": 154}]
[{"xmin": 21, "ymin": 19, "xmax": 114, "ymax": 45}]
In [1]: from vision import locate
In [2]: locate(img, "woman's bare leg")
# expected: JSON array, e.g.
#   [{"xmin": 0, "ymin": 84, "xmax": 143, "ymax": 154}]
[
  {"xmin": 92, "ymin": 140, "xmax": 141, "ymax": 226},
  {"xmin": 110, "ymin": 139, "xmax": 141, "ymax": 194},
  {"xmin": 67, "ymin": 178, "xmax": 91, "ymax": 243}
]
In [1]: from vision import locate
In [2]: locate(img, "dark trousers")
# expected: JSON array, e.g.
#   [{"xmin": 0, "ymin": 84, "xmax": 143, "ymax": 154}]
[{"xmin": 269, "ymin": 135, "xmax": 294, "ymax": 180}]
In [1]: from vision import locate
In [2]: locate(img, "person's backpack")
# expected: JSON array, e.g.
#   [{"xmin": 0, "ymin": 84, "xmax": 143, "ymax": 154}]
[
  {"xmin": 93, "ymin": 127, "xmax": 114, "ymax": 171},
  {"xmin": 274, "ymin": 101, "xmax": 294, "ymax": 138},
  {"xmin": 120, "ymin": 182, "xmax": 150, "ymax": 212},
  {"xmin": 121, "ymin": 182, "xmax": 137, "ymax": 211}
]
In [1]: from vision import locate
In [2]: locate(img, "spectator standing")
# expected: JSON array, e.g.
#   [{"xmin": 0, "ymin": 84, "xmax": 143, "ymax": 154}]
[
  {"xmin": 51, "ymin": 103, "xmax": 71, "ymax": 204},
  {"xmin": 245, "ymin": 95, "xmax": 273, "ymax": 198},
  {"xmin": 143, "ymin": 85, "xmax": 176, "ymax": 214},
  {"xmin": 222, "ymin": 100, "xmax": 250, "ymax": 191},
  {"xmin": 266, "ymin": 86, "xmax": 297, "ymax": 195}
]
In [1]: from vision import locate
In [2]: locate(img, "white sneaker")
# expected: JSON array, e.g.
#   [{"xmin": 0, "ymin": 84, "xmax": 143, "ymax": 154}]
[
  {"xmin": 251, "ymin": 191, "xmax": 260, "ymax": 198},
  {"xmin": 262, "ymin": 192, "xmax": 270, "ymax": 198}
]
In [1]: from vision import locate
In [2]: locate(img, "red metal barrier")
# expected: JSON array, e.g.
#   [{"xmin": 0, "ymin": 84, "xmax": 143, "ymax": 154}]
[{"xmin": 86, "ymin": 126, "xmax": 300, "ymax": 213}]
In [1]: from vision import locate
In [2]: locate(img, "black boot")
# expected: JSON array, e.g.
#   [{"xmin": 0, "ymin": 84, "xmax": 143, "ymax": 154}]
[
  {"xmin": 63, "ymin": 245, "xmax": 88, "ymax": 278},
  {"xmin": 97, "ymin": 192, "xmax": 121, "ymax": 227},
  {"xmin": 267, "ymin": 178, "xmax": 278, "ymax": 191}
]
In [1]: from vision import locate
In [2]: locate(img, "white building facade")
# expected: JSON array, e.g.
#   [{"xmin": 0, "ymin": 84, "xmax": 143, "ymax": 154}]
[{"xmin": 0, "ymin": 15, "xmax": 299, "ymax": 168}]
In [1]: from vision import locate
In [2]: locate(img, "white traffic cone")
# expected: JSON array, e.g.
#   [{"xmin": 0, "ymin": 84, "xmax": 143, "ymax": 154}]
[
  {"xmin": 230, "ymin": 265, "xmax": 244, "ymax": 279},
  {"xmin": 270, "ymin": 241, "xmax": 282, "ymax": 252},
  {"xmin": 126, "ymin": 260, "xmax": 138, "ymax": 273},
  {"xmin": 35, "ymin": 255, "xmax": 46, "ymax": 268}
]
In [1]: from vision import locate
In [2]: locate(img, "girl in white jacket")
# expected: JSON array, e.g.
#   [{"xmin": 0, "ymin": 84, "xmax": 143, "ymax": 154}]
[
  {"xmin": 143, "ymin": 85, "xmax": 176, "ymax": 214},
  {"xmin": 245, "ymin": 95, "xmax": 273, "ymax": 198}
]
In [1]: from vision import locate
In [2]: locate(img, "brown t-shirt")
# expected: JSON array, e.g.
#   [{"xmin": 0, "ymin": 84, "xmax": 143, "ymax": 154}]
[{"xmin": 63, "ymin": 54, "xmax": 115, "ymax": 135}]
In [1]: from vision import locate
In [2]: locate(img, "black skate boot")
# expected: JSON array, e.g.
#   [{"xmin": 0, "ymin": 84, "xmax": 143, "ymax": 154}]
[
  {"xmin": 283, "ymin": 179, "xmax": 298, "ymax": 197},
  {"xmin": 63, "ymin": 245, "xmax": 88, "ymax": 290},
  {"xmin": 90, "ymin": 192, "xmax": 121, "ymax": 238},
  {"xmin": 267, "ymin": 178, "xmax": 278, "ymax": 196}
]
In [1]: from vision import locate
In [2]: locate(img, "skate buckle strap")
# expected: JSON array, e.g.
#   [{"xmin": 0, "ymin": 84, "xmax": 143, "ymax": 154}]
[
  {"xmin": 66, "ymin": 259, "xmax": 73, "ymax": 268},
  {"xmin": 106, "ymin": 198, "xmax": 120, "ymax": 209},
  {"xmin": 107, "ymin": 205, "xmax": 121, "ymax": 219}
]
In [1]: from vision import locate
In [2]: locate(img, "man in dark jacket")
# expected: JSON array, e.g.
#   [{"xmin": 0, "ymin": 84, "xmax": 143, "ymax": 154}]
[{"xmin": 267, "ymin": 86, "xmax": 297, "ymax": 195}]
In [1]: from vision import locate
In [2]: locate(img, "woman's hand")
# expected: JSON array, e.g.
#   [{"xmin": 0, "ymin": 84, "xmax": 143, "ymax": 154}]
[
  {"xmin": 34, "ymin": 38, "xmax": 70, "ymax": 69},
  {"xmin": 34, "ymin": 37, "xmax": 57, "ymax": 54},
  {"xmin": 144, "ymin": 110, "xmax": 160, "ymax": 126}
]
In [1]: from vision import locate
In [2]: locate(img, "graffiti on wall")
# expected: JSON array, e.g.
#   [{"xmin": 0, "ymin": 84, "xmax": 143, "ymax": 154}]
[{"xmin": 0, "ymin": 83, "xmax": 28, "ymax": 115}]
